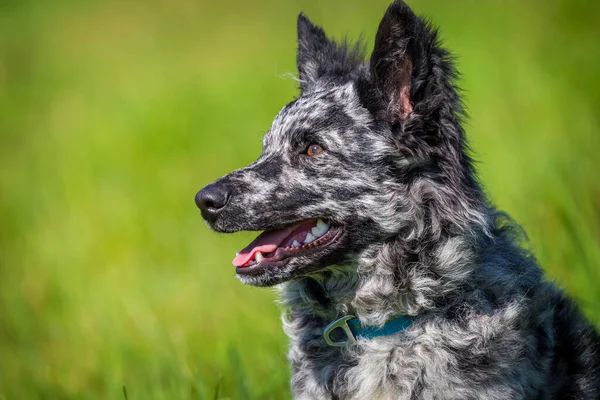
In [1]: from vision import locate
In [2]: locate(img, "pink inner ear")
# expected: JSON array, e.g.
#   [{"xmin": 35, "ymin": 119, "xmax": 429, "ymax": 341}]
[{"xmin": 399, "ymin": 58, "xmax": 413, "ymax": 119}]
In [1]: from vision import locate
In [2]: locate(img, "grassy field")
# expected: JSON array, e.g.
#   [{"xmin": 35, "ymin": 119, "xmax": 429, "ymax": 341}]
[{"xmin": 0, "ymin": 0, "xmax": 599, "ymax": 398}]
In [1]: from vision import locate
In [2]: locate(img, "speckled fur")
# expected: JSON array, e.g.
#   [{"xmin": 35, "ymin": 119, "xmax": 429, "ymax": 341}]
[{"xmin": 198, "ymin": 1, "xmax": 600, "ymax": 398}]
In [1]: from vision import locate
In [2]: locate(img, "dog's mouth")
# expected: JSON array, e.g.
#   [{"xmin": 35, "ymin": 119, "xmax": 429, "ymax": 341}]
[{"xmin": 233, "ymin": 219, "xmax": 342, "ymax": 273}]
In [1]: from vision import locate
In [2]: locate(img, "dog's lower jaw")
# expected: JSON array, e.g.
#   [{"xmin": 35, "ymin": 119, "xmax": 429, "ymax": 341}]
[{"xmin": 235, "ymin": 228, "xmax": 348, "ymax": 287}]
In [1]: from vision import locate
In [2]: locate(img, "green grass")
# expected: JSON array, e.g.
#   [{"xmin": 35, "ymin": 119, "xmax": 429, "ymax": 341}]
[{"xmin": 0, "ymin": 0, "xmax": 599, "ymax": 398}]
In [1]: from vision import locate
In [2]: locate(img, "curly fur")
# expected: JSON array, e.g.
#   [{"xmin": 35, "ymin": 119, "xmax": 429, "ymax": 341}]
[{"xmin": 196, "ymin": 1, "xmax": 600, "ymax": 398}]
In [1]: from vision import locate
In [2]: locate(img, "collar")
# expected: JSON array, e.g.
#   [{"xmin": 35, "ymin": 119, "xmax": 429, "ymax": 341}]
[{"xmin": 323, "ymin": 314, "xmax": 415, "ymax": 347}]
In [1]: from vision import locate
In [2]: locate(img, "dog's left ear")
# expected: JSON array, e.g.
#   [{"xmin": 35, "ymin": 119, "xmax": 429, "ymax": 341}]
[
  {"xmin": 297, "ymin": 13, "xmax": 362, "ymax": 93},
  {"xmin": 370, "ymin": 1, "xmax": 429, "ymax": 124}
]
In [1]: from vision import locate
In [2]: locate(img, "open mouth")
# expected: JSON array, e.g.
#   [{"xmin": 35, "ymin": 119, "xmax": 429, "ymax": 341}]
[{"xmin": 233, "ymin": 219, "xmax": 341, "ymax": 272}]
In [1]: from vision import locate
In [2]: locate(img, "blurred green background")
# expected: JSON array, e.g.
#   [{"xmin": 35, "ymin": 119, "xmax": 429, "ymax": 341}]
[{"xmin": 0, "ymin": 0, "xmax": 599, "ymax": 398}]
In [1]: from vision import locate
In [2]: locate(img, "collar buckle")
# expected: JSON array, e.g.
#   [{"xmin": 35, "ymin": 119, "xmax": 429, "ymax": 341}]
[{"xmin": 323, "ymin": 315, "xmax": 357, "ymax": 347}]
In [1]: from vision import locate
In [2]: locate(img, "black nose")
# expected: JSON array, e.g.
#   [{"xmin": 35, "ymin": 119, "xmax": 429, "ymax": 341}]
[{"xmin": 195, "ymin": 183, "xmax": 229, "ymax": 222}]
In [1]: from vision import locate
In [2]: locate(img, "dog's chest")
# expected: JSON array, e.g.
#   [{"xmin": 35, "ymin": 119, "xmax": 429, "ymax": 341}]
[
  {"xmin": 291, "ymin": 338, "xmax": 463, "ymax": 400},
  {"xmin": 288, "ymin": 321, "xmax": 535, "ymax": 400}
]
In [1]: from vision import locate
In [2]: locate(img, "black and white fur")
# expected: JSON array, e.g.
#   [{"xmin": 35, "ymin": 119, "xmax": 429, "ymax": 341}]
[{"xmin": 196, "ymin": 1, "xmax": 600, "ymax": 398}]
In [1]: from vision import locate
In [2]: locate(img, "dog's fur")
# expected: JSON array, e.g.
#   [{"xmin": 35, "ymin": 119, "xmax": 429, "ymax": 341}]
[{"xmin": 197, "ymin": 1, "xmax": 600, "ymax": 398}]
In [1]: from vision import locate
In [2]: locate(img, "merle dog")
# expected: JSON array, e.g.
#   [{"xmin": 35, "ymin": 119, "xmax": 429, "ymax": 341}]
[{"xmin": 195, "ymin": 1, "xmax": 600, "ymax": 398}]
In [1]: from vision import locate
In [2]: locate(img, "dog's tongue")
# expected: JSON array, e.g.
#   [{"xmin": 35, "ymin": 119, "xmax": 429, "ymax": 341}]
[{"xmin": 232, "ymin": 221, "xmax": 310, "ymax": 267}]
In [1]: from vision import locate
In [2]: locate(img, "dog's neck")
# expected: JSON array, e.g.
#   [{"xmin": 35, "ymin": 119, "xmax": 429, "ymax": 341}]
[{"xmin": 279, "ymin": 226, "xmax": 479, "ymax": 329}]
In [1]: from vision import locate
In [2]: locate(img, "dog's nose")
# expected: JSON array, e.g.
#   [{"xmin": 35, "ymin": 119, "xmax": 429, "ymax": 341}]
[{"xmin": 195, "ymin": 184, "xmax": 229, "ymax": 222}]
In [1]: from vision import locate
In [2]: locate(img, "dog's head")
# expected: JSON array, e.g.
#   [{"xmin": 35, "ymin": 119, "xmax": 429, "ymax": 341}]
[{"xmin": 196, "ymin": 1, "xmax": 482, "ymax": 286}]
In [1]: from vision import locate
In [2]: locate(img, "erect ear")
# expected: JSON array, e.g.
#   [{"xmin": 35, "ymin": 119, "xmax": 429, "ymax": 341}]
[
  {"xmin": 297, "ymin": 13, "xmax": 363, "ymax": 93},
  {"xmin": 297, "ymin": 13, "xmax": 333, "ymax": 92},
  {"xmin": 370, "ymin": 1, "xmax": 428, "ymax": 123}
]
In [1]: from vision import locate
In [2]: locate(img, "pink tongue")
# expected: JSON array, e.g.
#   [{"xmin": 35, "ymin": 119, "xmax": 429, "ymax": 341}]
[{"xmin": 232, "ymin": 222, "xmax": 308, "ymax": 267}]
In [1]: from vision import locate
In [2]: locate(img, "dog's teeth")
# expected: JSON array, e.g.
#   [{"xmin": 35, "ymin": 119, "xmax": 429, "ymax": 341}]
[
  {"xmin": 316, "ymin": 219, "xmax": 329, "ymax": 233},
  {"xmin": 304, "ymin": 232, "xmax": 315, "ymax": 243},
  {"xmin": 292, "ymin": 240, "xmax": 301, "ymax": 247},
  {"xmin": 255, "ymin": 251, "xmax": 264, "ymax": 262},
  {"xmin": 311, "ymin": 226, "xmax": 323, "ymax": 238}
]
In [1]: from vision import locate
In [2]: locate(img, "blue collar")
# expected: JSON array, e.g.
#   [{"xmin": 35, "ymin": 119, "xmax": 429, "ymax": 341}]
[{"xmin": 323, "ymin": 314, "xmax": 415, "ymax": 347}]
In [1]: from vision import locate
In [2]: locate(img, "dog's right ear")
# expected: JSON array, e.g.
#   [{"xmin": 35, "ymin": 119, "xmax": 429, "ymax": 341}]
[{"xmin": 297, "ymin": 13, "xmax": 362, "ymax": 93}]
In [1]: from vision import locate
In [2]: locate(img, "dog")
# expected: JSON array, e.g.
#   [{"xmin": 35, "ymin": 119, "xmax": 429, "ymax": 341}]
[{"xmin": 195, "ymin": 1, "xmax": 600, "ymax": 398}]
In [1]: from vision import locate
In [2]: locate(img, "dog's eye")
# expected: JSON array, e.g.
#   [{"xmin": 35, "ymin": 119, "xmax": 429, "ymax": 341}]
[{"xmin": 306, "ymin": 144, "xmax": 323, "ymax": 156}]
